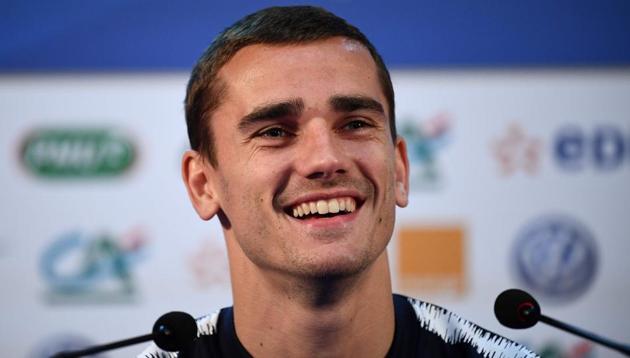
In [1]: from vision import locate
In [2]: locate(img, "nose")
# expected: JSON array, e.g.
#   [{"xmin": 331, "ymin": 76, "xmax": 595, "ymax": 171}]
[{"xmin": 294, "ymin": 118, "xmax": 348, "ymax": 180}]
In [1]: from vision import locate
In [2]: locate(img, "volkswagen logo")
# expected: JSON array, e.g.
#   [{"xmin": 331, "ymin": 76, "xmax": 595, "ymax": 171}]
[{"xmin": 511, "ymin": 214, "xmax": 598, "ymax": 303}]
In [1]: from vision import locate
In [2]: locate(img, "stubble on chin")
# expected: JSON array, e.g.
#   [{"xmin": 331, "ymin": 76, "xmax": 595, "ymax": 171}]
[{"xmin": 287, "ymin": 245, "xmax": 374, "ymax": 280}]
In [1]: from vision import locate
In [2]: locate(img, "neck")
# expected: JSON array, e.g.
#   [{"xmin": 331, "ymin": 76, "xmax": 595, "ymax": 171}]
[{"xmin": 226, "ymin": 239, "xmax": 395, "ymax": 358}]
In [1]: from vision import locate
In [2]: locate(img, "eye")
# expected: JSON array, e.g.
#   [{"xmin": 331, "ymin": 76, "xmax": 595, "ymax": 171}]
[
  {"xmin": 343, "ymin": 119, "xmax": 372, "ymax": 131},
  {"xmin": 259, "ymin": 127, "xmax": 289, "ymax": 138}
]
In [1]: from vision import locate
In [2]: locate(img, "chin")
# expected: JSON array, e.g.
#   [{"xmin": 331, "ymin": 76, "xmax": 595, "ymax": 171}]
[{"xmin": 290, "ymin": 249, "xmax": 374, "ymax": 280}]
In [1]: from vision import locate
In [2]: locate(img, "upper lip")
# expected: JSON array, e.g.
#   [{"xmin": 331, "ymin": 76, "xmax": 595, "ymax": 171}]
[{"xmin": 282, "ymin": 189, "xmax": 366, "ymax": 209}]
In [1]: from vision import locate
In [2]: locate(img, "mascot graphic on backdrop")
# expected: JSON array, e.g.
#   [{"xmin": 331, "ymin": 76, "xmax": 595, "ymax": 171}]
[
  {"xmin": 399, "ymin": 112, "xmax": 452, "ymax": 190},
  {"xmin": 40, "ymin": 229, "xmax": 146, "ymax": 303}
]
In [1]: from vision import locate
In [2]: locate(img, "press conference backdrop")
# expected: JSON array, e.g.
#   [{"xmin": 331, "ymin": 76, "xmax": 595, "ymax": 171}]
[{"xmin": 1, "ymin": 1, "xmax": 629, "ymax": 357}]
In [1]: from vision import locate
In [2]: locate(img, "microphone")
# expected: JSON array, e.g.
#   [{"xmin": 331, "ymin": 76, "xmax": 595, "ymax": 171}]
[
  {"xmin": 152, "ymin": 311, "xmax": 198, "ymax": 352},
  {"xmin": 494, "ymin": 289, "xmax": 630, "ymax": 356},
  {"xmin": 494, "ymin": 289, "xmax": 541, "ymax": 329},
  {"xmin": 52, "ymin": 311, "xmax": 198, "ymax": 357}
]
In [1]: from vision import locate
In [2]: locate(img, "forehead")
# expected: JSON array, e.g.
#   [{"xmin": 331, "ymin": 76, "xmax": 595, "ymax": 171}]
[
  {"xmin": 221, "ymin": 37, "xmax": 375, "ymax": 76},
  {"xmin": 215, "ymin": 37, "xmax": 385, "ymax": 112}
]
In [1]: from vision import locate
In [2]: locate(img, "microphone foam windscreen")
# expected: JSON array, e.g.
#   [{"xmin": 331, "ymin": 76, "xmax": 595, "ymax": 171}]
[
  {"xmin": 494, "ymin": 288, "xmax": 541, "ymax": 329},
  {"xmin": 152, "ymin": 311, "xmax": 198, "ymax": 352}
]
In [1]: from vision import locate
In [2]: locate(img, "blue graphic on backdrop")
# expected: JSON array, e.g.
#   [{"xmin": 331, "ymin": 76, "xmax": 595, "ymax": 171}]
[
  {"xmin": 511, "ymin": 215, "xmax": 598, "ymax": 303},
  {"xmin": 40, "ymin": 229, "xmax": 146, "ymax": 304},
  {"xmin": 554, "ymin": 125, "xmax": 628, "ymax": 171},
  {"xmin": 399, "ymin": 112, "xmax": 452, "ymax": 189}
]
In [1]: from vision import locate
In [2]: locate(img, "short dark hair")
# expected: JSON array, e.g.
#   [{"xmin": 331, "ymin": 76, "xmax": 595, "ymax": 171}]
[{"xmin": 185, "ymin": 6, "xmax": 396, "ymax": 166}]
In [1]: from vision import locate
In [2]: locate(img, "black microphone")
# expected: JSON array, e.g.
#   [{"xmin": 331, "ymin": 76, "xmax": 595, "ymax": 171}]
[
  {"xmin": 152, "ymin": 311, "xmax": 198, "ymax": 352},
  {"xmin": 494, "ymin": 289, "xmax": 630, "ymax": 356},
  {"xmin": 52, "ymin": 311, "xmax": 198, "ymax": 357}
]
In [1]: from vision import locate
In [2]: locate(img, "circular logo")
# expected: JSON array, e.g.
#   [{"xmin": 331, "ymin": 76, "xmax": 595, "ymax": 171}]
[{"xmin": 512, "ymin": 215, "xmax": 598, "ymax": 303}]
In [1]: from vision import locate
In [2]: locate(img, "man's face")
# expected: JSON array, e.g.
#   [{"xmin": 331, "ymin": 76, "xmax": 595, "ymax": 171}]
[{"xmin": 202, "ymin": 37, "xmax": 408, "ymax": 279}]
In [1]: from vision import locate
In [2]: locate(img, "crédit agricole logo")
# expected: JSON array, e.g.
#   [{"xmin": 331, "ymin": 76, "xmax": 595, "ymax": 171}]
[{"xmin": 20, "ymin": 127, "xmax": 136, "ymax": 178}]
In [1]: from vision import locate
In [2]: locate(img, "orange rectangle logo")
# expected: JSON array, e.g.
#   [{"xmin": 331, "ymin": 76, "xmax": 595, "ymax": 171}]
[{"xmin": 398, "ymin": 226, "xmax": 466, "ymax": 295}]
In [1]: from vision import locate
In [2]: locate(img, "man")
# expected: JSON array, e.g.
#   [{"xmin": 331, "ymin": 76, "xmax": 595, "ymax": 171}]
[{"xmin": 141, "ymin": 6, "xmax": 538, "ymax": 358}]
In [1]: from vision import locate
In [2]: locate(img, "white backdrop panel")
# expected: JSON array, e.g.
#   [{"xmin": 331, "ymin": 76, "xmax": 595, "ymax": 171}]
[{"xmin": 1, "ymin": 69, "xmax": 628, "ymax": 357}]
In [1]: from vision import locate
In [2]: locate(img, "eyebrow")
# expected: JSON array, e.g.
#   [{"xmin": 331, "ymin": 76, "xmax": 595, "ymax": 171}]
[
  {"xmin": 238, "ymin": 99, "xmax": 304, "ymax": 131},
  {"xmin": 329, "ymin": 95, "xmax": 385, "ymax": 115}
]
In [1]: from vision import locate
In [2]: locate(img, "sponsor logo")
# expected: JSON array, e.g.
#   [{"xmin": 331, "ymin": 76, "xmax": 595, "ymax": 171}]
[
  {"xmin": 511, "ymin": 215, "xmax": 598, "ymax": 303},
  {"xmin": 188, "ymin": 239, "xmax": 230, "ymax": 289},
  {"xmin": 29, "ymin": 334, "xmax": 103, "ymax": 358},
  {"xmin": 20, "ymin": 127, "xmax": 136, "ymax": 178},
  {"xmin": 399, "ymin": 112, "xmax": 452, "ymax": 189},
  {"xmin": 492, "ymin": 123, "xmax": 629, "ymax": 175},
  {"xmin": 492, "ymin": 123, "xmax": 542, "ymax": 176},
  {"xmin": 40, "ymin": 228, "xmax": 146, "ymax": 304},
  {"xmin": 397, "ymin": 225, "xmax": 466, "ymax": 296},
  {"xmin": 554, "ymin": 125, "xmax": 628, "ymax": 171}
]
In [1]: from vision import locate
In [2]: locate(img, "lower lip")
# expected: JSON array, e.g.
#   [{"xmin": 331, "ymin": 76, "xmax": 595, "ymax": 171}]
[{"xmin": 289, "ymin": 208, "xmax": 360, "ymax": 228}]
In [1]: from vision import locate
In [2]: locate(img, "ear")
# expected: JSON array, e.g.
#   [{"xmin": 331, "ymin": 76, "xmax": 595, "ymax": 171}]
[
  {"xmin": 182, "ymin": 150, "xmax": 221, "ymax": 220},
  {"xmin": 394, "ymin": 136, "xmax": 410, "ymax": 208}
]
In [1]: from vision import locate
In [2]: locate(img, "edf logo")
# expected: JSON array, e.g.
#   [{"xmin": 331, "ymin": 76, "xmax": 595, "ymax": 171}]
[{"xmin": 554, "ymin": 125, "xmax": 628, "ymax": 171}]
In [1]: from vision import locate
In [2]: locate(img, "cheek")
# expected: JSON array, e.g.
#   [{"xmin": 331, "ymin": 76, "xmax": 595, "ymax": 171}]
[
  {"xmin": 219, "ymin": 158, "xmax": 285, "ymax": 217},
  {"xmin": 353, "ymin": 143, "xmax": 397, "ymax": 188}
]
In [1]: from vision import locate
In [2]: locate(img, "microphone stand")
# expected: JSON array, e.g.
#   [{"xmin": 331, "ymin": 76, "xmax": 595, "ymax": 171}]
[
  {"xmin": 50, "ymin": 311, "xmax": 197, "ymax": 358},
  {"xmin": 51, "ymin": 333, "xmax": 153, "ymax": 358},
  {"xmin": 539, "ymin": 315, "xmax": 630, "ymax": 356},
  {"xmin": 496, "ymin": 289, "xmax": 630, "ymax": 357}
]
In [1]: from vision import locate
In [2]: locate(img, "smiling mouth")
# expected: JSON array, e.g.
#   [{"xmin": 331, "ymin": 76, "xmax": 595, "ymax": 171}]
[{"xmin": 286, "ymin": 197, "xmax": 358, "ymax": 220}]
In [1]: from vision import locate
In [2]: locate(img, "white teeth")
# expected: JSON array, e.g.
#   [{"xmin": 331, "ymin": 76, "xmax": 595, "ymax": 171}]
[
  {"xmin": 290, "ymin": 197, "xmax": 357, "ymax": 218},
  {"xmin": 328, "ymin": 199, "xmax": 339, "ymax": 213},
  {"xmin": 347, "ymin": 198, "xmax": 356, "ymax": 212},
  {"xmin": 316, "ymin": 200, "xmax": 328, "ymax": 214}
]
